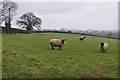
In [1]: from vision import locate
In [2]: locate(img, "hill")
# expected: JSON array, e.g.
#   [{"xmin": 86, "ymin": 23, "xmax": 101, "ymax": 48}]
[{"xmin": 2, "ymin": 33, "xmax": 118, "ymax": 78}]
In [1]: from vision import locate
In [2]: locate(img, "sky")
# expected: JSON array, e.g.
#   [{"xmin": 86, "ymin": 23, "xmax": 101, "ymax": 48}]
[{"xmin": 0, "ymin": 0, "xmax": 119, "ymax": 30}]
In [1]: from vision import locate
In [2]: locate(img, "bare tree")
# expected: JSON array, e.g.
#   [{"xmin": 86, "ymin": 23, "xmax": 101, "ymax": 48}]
[
  {"xmin": 0, "ymin": 0, "xmax": 18, "ymax": 34},
  {"xmin": 16, "ymin": 12, "xmax": 42, "ymax": 33}
]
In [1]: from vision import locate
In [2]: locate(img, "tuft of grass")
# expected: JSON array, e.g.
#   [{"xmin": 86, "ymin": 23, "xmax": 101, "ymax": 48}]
[{"xmin": 2, "ymin": 33, "xmax": 118, "ymax": 78}]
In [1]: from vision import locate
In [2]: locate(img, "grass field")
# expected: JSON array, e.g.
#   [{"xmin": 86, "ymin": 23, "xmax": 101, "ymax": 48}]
[{"xmin": 2, "ymin": 33, "xmax": 118, "ymax": 78}]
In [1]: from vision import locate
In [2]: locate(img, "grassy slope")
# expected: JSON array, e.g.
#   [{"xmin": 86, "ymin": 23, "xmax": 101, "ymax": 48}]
[{"xmin": 2, "ymin": 33, "xmax": 118, "ymax": 78}]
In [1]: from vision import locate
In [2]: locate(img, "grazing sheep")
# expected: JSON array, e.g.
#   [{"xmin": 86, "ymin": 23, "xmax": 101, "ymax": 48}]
[
  {"xmin": 100, "ymin": 42, "xmax": 108, "ymax": 53},
  {"xmin": 79, "ymin": 36, "xmax": 86, "ymax": 40},
  {"xmin": 50, "ymin": 38, "xmax": 66, "ymax": 50}
]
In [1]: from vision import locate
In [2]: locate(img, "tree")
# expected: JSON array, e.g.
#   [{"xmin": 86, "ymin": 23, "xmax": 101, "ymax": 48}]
[
  {"xmin": 0, "ymin": 0, "xmax": 18, "ymax": 34},
  {"xmin": 16, "ymin": 12, "xmax": 42, "ymax": 33}
]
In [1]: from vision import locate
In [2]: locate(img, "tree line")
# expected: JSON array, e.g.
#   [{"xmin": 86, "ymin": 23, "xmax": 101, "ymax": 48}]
[{"xmin": 0, "ymin": 0, "xmax": 42, "ymax": 34}]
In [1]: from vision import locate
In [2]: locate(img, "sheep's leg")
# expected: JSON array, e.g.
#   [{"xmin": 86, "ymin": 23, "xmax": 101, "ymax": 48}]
[
  {"xmin": 60, "ymin": 46, "xmax": 62, "ymax": 50},
  {"xmin": 51, "ymin": 46, "xmax": 54, "ymax": 50},
  {"xmin": 58, "ymin": 46, "xmax": 62, "ymax": 50},
  {"xmin": 103, "ymin": 49, "xmax": 105, "ymax": 53},
  {"xmin": 60, "ymin": 47, "xmax": 62, "ymax": 50},
  {"xmin": 101, "ymin": 49, "xmax": 102, "ymax": 53}
]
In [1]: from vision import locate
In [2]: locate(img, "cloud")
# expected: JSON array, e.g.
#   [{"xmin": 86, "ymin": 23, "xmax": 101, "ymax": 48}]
[{"xmin": 9, "ymin": 2, "xmax": 118, "ymax": 30}]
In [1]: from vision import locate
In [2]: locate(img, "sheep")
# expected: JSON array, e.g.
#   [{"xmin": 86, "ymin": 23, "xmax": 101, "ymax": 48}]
[
  {"xmin": 50, "ymin": 38, "xmax": 66, "ymax": 50},
  {"xmin": 100, "ymin": 42, "xmax": 108, "ymax": 53},
  {"xmin": 79, "ymin": 36, "xmax": 86, "ymax": 41}
]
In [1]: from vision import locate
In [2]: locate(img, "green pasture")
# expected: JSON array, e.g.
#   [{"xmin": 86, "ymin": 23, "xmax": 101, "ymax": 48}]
[{"xmin": 2, "ymin": 33, "xmax": 118, "ymax": 78}]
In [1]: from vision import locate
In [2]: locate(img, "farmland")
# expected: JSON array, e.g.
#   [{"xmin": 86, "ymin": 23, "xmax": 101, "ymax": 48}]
[{"xmin": 2, "ymin": 33, "xmax": 118, "ymax": 78}]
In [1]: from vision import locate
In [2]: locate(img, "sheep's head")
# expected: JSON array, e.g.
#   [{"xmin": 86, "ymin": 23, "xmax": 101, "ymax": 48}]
[
  {"xmin": 101, "ymin": 43, "xmax": 104, "ymax": 47},
  {"xmin": 61, "ymin": 38, "xmax": 66, "ymax": 44}
]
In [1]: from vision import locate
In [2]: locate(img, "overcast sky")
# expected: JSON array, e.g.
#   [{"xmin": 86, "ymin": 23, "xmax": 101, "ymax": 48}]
[{"xmin": 0, "ymin": 0, "xmax": 118, "ymax": 30}]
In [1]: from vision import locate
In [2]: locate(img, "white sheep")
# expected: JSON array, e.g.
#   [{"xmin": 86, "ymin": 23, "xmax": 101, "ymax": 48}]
[
  {"xmin": 50, "ymin": 38, "xmax": 66, "ymax": 50},
  {"xmin": 100, "ymin": 42, "xmax": 108, "ymax": 53}
]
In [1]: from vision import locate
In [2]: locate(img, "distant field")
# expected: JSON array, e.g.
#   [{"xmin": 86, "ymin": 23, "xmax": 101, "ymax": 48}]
[{"xmin": 2, "ymin": 33, "xmax": 118, "ymax": 78}]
